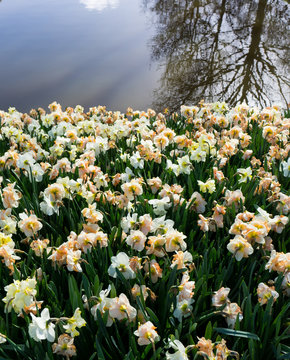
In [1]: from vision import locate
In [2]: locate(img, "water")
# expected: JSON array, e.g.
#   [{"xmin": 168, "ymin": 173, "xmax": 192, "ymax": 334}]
[
  {"xmin": 145, "ymin": 0, "xmax": 290, "ymax": 111},
  {"xmin": 0, "ymin": 0, "xmax": 289, "ymax": 113}
]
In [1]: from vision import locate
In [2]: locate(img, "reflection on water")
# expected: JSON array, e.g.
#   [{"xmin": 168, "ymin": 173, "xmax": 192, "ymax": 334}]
[
  {"xmin": 144, "ymin": 0, "xmax": 290, "ymax": 111},
  {"xmin": 80, "ymin": 0, "xmax": 119, "ymax": 11},
  {"xmin": 0, "ymin": 0, "xmax": 159, "ymax": 113},
  {"xmin": 0, "ymin": 0, "xmax": 289, "ymax": 113}
]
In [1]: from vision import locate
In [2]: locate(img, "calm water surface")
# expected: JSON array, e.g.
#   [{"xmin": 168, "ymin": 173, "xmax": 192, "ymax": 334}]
[{"xmin": 0, "ymin": 0, "xmax": 289, "ymax": 113}]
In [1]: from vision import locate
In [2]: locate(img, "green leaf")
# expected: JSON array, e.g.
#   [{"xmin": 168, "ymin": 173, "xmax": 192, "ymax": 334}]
[
  {"xmin": 214, "ymin": 327, "xmax": 261, "ymax": 341},
  {"xmin": 95, "ymin": 337, "xmax": 106, "ymax": 360},
  {"xmin": 146, "ymin": 307, "xmax": 160, "ymax": 328},
  {"xmin": 278, "ymin": 353, "xmax": 290, "ymax": 360},
  {"xmin": 89, "ymin": 353, "xmax": 97, "ymax": 360},
  {"xmin": 205, "ymin": 321, "xmax": 212, "ymax": 339},
  {"xmin": 96, "ymin": 310, "xmax": 114, "ymax": 352},
  {"xmin": 68, "ymin": 275, "xmax": 84, "ymax": 312}
]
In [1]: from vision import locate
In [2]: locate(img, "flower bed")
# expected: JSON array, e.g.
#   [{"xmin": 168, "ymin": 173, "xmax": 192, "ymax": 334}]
[{"xmin": 0, "ymin": 101, "xmax": 289, "ymax": 359}]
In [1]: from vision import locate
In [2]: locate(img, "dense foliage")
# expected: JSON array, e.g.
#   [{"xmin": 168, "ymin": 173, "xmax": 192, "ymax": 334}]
[{"xmin": 0, "ymin": 101, "xmax": 289, "ymax": 359}]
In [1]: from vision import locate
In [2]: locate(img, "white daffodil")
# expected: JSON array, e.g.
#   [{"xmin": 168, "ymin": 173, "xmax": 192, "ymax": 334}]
[
  {"xmin": 0, "ymin": 333, "xmax": 6, "ymax": 344},
  {"xmin": 90, "ymin": 286, "xmax": 114, "ymax": 326},
  {"xmin": 256, "ymin": 207, "xmax": 272, "ymax": 223},
  {"xmin": 29, "ymin": 308, "xmax": 55, "ymax": 342},
  {"xmin": 121, "ymin": 213, "xmax": 138, "ymax": 233},
  {"xmin": 86, "ymin": 136, "xmax": 109, "ymax": 156},
  {"xmin": 280, "ymin": 158, "xmax": 290, "ymax": 177},
  {"xmin": 151, "ymin": 216, "xmax": 175, "ymax": 235},
  {"xmin": 177, "ymin": 155, "xmax": 191, "ymax": 175},
  {"xmin": 237, "ymin": 167, "xmax": 252, "ymax": 183},
  {"xmin": 166, "ymin": 160, "xmax": 180, "ymax": 177},
  {"xmin": 16, "ymin": 152, "xmax": 36, "ymax": 171},
  {"xmin": 0, "ymin": 217, "xmax": 17, "ymax": 234},
  {"xmin": 130, "ymin": 151, "xmax": 144, "ymax": 169},
  {"xmin": 40, "ymin": 195, "xmax": 59, "ymax": 216},
  {"xmin": 148, "ymin": 197, "xmax": 172, "ymax": 216},
  {"xmin": 227, "ymin": 235, "xmax": 254, "ymax": 261},
  {"xmin": 190, "ymin": 147, "xmax": 207, "ymax": 162},
  {"xmin": 173, "ymin": 298, "xmax": 194, "ymax": 322},
  {"xmin": 29, "ymin": 163, "xmax": 45, "ymax": 183},
  {"xmin": 108, "ymin": 252, "xmax": 136, "ymax": 279},
  {"xmin": 166, "ymin": 339, "xmax": 189, "ymax": 360},
  {"xmin": 120, "ymin": 167, "xmax": 135, "ymax": 183},
  {"xmin": 120, "ymin": 152, "xmax": 130, "ymax": 162}
]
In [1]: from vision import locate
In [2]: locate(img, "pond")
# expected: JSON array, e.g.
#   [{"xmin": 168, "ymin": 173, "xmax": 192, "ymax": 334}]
[{"xmin": 0, "ymin": 0, "xmax": 289, "ymax": 113}]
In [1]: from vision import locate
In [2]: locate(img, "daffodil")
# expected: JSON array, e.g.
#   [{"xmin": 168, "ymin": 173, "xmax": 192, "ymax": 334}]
[
  {"xmin": 280, "ymin": 158, "xmax": 290, "ymax": 177},
  {"xmin": 197, "ymin": 179, "xmax": 216, "ymax": 194},
  {"xmin": 237, "ymin": 167, "xmax": 252, "ymax": 183},
  {"xmin": 257, "ymin": 283, "xmax": 279, "ymax": 305},
  {"xmin": 108, "ymin": 252, "xmax": 136, "ymax": 279},
  {"xmin": 227, "ymin": 235, "xmax": 254, "ymax": 261},
  {"xmin": 166, "ymin": 339, "xmax": 189, "ymax": 360},
  {"xmin": 148, "ymin": 197, "xmax": 172, "ymax": 216},
  {"xmin": 63, "ymin": 308, "xmax": 86, "ymax": 337},
  {"xmin": 134, "ymin": 321, "xmax": 159, "ymax": 346},
  {"xmin": 3, "ymin": 278, "xmax": 37, "ymax": 314},
  {"xmin": 29, "ymin": 308, "xmax": 55, "ymax": 342}
]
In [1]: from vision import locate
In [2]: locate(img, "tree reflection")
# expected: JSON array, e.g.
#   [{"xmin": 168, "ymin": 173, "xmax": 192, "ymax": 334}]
[{"xmin": 143, "ymin": 0, "xmax": 290, "ymax": 111}]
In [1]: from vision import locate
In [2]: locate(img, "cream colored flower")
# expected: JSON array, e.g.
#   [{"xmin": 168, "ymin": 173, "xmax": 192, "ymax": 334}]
[
  {"xmin": 81, "ymin": 203, "xmax": 103, "ymax": 224},
  {"xmin": 227, "ymin": 235, "xmax": 254, "ymax": 261},
  {"xmin": 177, "ymin": 272, "xmax": 195, "ymax": 301},
  {"xmin": 18, "ymin": 213, "xmax": 43, "ymax": 237},
  {"xmin": 109, "ymin": 293, "xmax": 136, "ymax": 322},
  {"xmin": 173, "ymin": 298, "xmax": 194, "ymax": 322},
  {"xmin": 52, "ymin": 334, "xmax": 76, "ymax": 358},
  {"xmin": 126, "ymin": 230, "xmax": 146, "ymax": 252},
  {"xmin": 144, "ymin": 259, "xmax": 163, "ymax": 283},
  {"xmin": 196, "ymin": 337, "xmax": 214, "ymax": 358},
  {"xmin": 134, "ymin": 321, "xmax": 159, "ymax": 346},
  {"xmin": 257, "ymin": 282, "xmax": 279, "ymax": 305},
  {"xmin": 177, "ymin": 155, "xmax": 191, "ymax": 175},
  {"xmin": 1, "ymin": 183, "xmax": 22, "ymax": 209},
  {"xmin": 146, "ymin": 234, "xmax": 166, "ymax": 257},
  {"xmin": 224, "ymin": 189, "xmax": 245, "ymax": 209},
  {"xmin": 139, "ymin": 214, "xmax": 153, "ymax": 235},
  {"xmin": 131, "ymin": 284, "xmax": 148, "ymax": 301},
  {"xmin": 148, "ymin": 197, "xmax": 172, "ymax": 216},
  {"xmin": 165, "ymin": 230, "xmax": 187, "ymax": 252},
  {"xmin": 147, "ymin": 177, "xmax": 162, "ymax": 194},
  {"xmin": 223, "ymin": 302, "xmax": 243, "ymax": 328},
  {"xmin": 171, "ymin": 251, "xmax": 193, "ymax": 270},
  {"xmin": 121, "ymin": 179, "xmax": 143, "ymax": 200},
  {"xmin": 3, "ymin": 278, "xmax": 37, "ymax": 314},
  {"xmin": 30, "ymin": 239, "xmax": 49, "ymax": 256},
  {"xmin": 212, "ymin": 287, "xmax": 230, "ymax": 307},
  {"xmin": 187, "ymin": 192, "xmax": 207, "ymax": 213},
  {"xmin": 66, "ymin": 249, "xmax": 83, "ymax": 272},
  {"xmin": 43, "ymin": 183, "xmax": 66, "ymax": 202},
  {"xmin": 265, "ymin": 250, "xmax": 290, "ymax": 273},
  {"xmin": 242, "ymin": 224, "xmax": 266, "ymax": 244}
]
